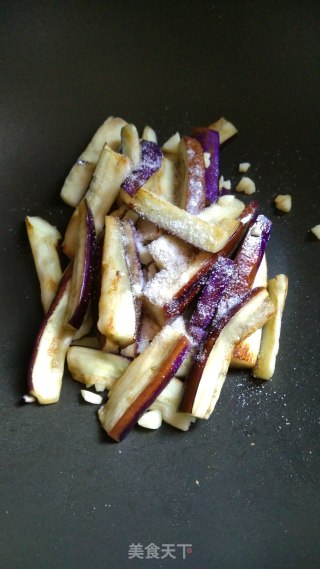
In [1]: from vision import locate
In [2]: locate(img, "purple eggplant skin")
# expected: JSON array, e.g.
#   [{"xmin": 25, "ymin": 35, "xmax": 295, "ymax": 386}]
[
  {"xmin": 179, "ymin": 136, "xmax": 206, "ymax": 214},
  {"xmin": 163, "ymin": 200, "xmax": 260, "ymax": 321},
  {"xmin": 180, "ymin": 216, "xmax": 272, "ymax": 413},
  {"xmin": 27, "ymin": 263, "xmax": 73, "ymax": 399},
  {"xmin": 235, "ymin": 214, "xmax": 272, "ymax": 285},
  {"xmin": 107, "ymin": 336, "xmax": 191, "ymax": 442},
  {"xmin": 90, "ymin": 230, "xmax": 109, "ymax": 350},
  {"xmin": 179, "ymin": 287, "xmax": 264, "ymax": 415},
  {"xmin": 68, "ymin": 201, "xmax": 96, "ymax": 330},
  {"xmin": 121, "ymin": 140, "xmax": 162, "ymax": 196},
  {"xmin": 91, "ymin": 229, "xmax": 104, "ymax": 327},
  {"xmin": 206, "ymin": 215, "xmax": 272, "ymax": 335},
  {"xmin": 187, "ymin": 256, "xmax": 235, "ymax": 343},
  {"xmin": 192, "ymin": 128, "xmax": 220, "ymax": 204}
]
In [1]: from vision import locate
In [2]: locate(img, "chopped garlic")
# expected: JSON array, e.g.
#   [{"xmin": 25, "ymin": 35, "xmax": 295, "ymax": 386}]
[
  {"xmin": 236, "ymin": 177, "xmax": 256, "ymax": 195},
  {"xmin": 239, "ymin": 162, "xmax": 251, "ymax": 173},
  {"xmin": 203, "ymin": 152, "xmax": 211, "ymax": 168},
  {"xmin": 310, "ymin": 224, "xmax": 320, "ymax": 239},
  {"xmin": 138, "ymin": 409, "xmax": 162, "ymax": 430},
  {"xmin": 23, "ymin": 394, "xmax": 36, "ymax": 403},
  {"xmin": 162, "ymin": 132, "xmax": 181, "ymax": 154},
  {"xmin": 142, "ymin": 125, "xmax": 157, "ymax": 143},
  {"xmin": 208, "ymin": 117, "xmax": 238, "ymax": 144},
  {"xmin": 219, "ymin": 176, "xmax": 231, "ymax": 192},
  {"xmin": 275, "ymin": 194, "xmax": 292, "ymax": 212},
  {"xmin": 81, "ymin": 390, "xmax": 103, "ymax": 404},
  {"xmin": 251, "ymin": 226, "xmax": 262, "ymax": 237}
]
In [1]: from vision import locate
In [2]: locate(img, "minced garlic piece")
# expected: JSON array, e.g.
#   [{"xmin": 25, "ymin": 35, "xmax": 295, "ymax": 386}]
[
  {"xmin": 81, "ymin": 390, "xmax": 103, "ymax": 404},
  {"xmin": 236, "ymin": 176, "xmax": 256, "ymax": 195},
  {"xmin": 23, "ymin": 394, "xmax": 36, "ymax": 403},
  {"xmin": 162, "ymin": 132, "xmax": 180, "ymax": 154},
  {"xmin": 311, "ymin": 224, "xmax": 320, "ymax": 239},
  {"xmin": 275, "ymin": 194, "xmax": 292, "ymax": 212},
  {"xmin": 222, "ymin": 179, "xmax": 231, "ymax": 190},
  {"xmin": 219, "ymin": 176, "xmax": 231, "ymax": 192},
  {"xmin": 239, "ymin": 162, "xmax": 251, "ymax": 173},
  {"xmin": 138, "ymin": 409, "xmax": 162, "ymax": 430},
  {"xmin": 203, "ymin": 152, "xmax": 211, "ymax": 168},
  {"xmin": 251, "ymin": 226, "xmax": 262, "ymax": 237}
]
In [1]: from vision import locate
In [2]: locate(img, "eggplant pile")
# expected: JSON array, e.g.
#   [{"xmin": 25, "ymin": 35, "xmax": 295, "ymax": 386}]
[{"xmin": 25, "ymin": 116, "xmax": 288, "ymax": 442}]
